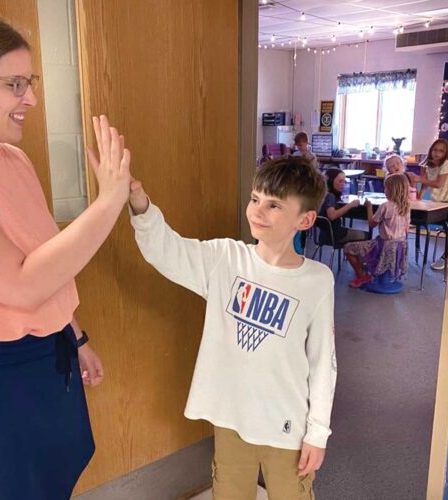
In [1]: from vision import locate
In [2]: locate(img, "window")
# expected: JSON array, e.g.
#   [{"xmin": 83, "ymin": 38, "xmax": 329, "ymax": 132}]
[{"xmin": 337, "ymin": 70, "xmax": 416, "ymax": 152}]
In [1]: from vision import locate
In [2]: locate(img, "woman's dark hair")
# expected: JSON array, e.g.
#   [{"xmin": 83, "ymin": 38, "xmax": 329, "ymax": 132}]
[
  {"xmin": 0, "ymin": 20, "xmax": 30, "ymax": 58},
  {"xmin": 325, "ymin": 167, "xmax": 345, "ymax": 200}
]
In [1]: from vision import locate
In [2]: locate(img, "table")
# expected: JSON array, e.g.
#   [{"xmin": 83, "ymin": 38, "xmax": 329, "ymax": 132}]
[
  {"xmin": 340, "ymin": 193, "xmax": 448, "ymax": 289},
  {"xmin": 317, "ymin": 156, "xmax": 421, "ymax": 175}
]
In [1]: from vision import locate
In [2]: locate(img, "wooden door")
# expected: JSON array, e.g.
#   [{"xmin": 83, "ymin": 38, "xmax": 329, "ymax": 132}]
[{"xmin": 74, "ymin": 0, "xmax": 239, "ymax": 492}]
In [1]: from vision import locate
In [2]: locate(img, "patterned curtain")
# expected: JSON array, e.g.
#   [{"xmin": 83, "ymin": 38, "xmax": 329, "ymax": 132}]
[{"xmin": 337, "ymin": 69, "xmax": 417, "ymax": 94}]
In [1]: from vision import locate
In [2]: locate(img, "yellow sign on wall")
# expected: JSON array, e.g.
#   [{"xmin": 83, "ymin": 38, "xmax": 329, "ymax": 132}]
[{"xmin": 320, "ymin": 100, "xmax": 334, "ymax": 133}]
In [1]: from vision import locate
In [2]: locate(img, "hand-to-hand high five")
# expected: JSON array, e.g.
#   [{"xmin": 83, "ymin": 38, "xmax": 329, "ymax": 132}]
[{"xmin": 87, "ymin": 115, "xmax": 131, "ymax": 208}]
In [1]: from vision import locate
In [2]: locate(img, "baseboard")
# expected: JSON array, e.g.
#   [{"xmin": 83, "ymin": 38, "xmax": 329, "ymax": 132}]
[{"xmin": 74, "ymin": 437, "xmax": 214, "ymax": 500}]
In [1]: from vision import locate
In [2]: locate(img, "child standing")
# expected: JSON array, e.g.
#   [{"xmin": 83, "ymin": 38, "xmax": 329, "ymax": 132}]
[
  {"xmin": 129, "ymin": 157, "xmax": 336, "ymax": 499},
  {"xmin": 344, "ymin": 174, "xmax": 410, "ymax": 288},
  {"xmin": 412, "ymin": 139, "xmax": 448, "ymax": 270},
  {"xmin": 292, "ymin": 132, "xmax": 319, "ymax": 169}
]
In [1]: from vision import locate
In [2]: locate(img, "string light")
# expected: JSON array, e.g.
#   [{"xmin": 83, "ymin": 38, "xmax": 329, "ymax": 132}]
[
  {"xmin": 333, "ymin": 47, "xmax": 336, "ymax": 52},
  {"xmin": 300, "ymin": 12, "xmax": 306, "ymax": 21},
  {"xmin": 302, "ymin": 37, "xmax": 308, "ymax": 46},
  {"xmin": 258, "ymin": 44, "xmax": 262, "ymax": 48},
  {"xmin": 393, "ymin": 28, "xmax": 399, "ymax": 36},
  {"xmin": 424, "ymin": 19, "xmax": 431, "ymax": 28},
  {"xmin": 331, "ymin": 34, "xmax": 336, "ymax": 43},
  {"xmin": 307, "ymin": 47, "xmax": 311, "ymax": 52},
  {"xmin": 368, "ymin": 26, "xmax": 375, "ymax": 34},
  {"xmin": 359, "ymin": 30, "xmax": 364, "ymax": 38},
  {"xmin": 399, "ymin": 25, "xmax": 404, "ymax": 33},
  {"xmin": 270, "ymin": 34, "xmax": 276, "ymax": 42},
  {"xmin": 313, "ymin": 49, "xmax": 317, "ymax": 54}
]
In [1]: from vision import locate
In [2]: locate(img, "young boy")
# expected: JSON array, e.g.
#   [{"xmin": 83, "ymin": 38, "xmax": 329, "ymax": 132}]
[
  {"xmin": 129, "ymin": 157, "xmax": 336, "ymax": 499},
  {"xmin": 292, "ymin": 132, "xmax": 319, "ymax": 170}
]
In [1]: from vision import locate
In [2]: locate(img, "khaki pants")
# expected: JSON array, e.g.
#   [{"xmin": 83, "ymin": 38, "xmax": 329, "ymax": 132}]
[{"xmin": 212, "ymin": 427, "xmax": 315, "ymax": 500}]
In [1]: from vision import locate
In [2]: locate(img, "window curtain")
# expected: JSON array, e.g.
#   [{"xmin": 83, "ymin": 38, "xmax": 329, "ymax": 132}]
[{"xmin": 337, "ymin": 69, "xmax": 417, "ymax": 94}]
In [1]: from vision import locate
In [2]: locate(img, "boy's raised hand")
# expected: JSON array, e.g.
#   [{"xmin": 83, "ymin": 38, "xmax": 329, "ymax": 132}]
[
  {"xmin": 129, "ymin": 178, "xmax": 150, "ymax": 215},
  {"xmin": 297, "ymin": 442, "xmax": 325, "ymax": 476},
  {"xmin": 87, "ymin": 115, "xmax": 131, "ymax": 207}
]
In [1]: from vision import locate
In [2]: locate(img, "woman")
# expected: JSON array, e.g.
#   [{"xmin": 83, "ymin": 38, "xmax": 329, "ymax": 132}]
[{"xmin": 0, "ymin": 21, "xmax": 131, "ymax": 499}]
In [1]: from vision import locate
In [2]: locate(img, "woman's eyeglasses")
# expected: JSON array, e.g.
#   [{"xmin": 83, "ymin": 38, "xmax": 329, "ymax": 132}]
[{"xmin": 0, "ymin": 75, "xmax": 40, "ymax": 97}]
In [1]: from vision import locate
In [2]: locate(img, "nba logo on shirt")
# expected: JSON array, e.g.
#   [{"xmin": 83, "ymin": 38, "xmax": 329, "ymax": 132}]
[{"xmin": 226, "ymin": 276, "xmax": 299, "ymax": 351}]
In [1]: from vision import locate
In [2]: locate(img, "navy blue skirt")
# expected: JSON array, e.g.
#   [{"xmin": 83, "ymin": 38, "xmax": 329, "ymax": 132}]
[{"xmin": 0, "ymin": 324, "xmax": 95, "ymax": 500}]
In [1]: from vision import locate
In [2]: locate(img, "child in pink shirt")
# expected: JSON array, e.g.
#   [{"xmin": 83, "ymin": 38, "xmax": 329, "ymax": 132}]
[{"xmin": 344, "ymin": 174, "xmax": 410, "ymax": 288}]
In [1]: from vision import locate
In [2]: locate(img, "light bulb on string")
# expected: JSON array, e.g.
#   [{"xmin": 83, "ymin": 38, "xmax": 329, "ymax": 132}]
[
  {"xmin": 271, "ymin": 34, "xmax": 276, "ymax": 42},
  {"xmin": 399, "ymin": 25, "xmax": 404, "ymax": 34},
  {"xmin": 313, "ymin": 49, "xmax": 317, "ymax": 54},
  {"xmin": 302, "ymin": 37, "xmax": 308, "ymax": 46},
  {"xmin": 369, "ymin": 26, "xmax": 375, "ymax": 34},
  {"xmin": 331, "ymin": 34, "xmax": 336, "ymax": 43},
  {"xmin": 424, "ymin": 19, "xmax": 431, "ymax": 28},
  {"xmin": 393, "ymin": 28, "xmax": 399, "ymax": 36},
  {"xmin": 300, "ymin": 12, "xmax": 306, "ymax": 21},
  {"xmin": 359, "ymin": 30, "xmax": 364, "ymax": 38}
]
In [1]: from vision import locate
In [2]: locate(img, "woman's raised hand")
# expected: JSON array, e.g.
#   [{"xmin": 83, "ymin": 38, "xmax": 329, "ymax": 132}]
[{"xmin": 87, "ymin": 115, "xmax": 131, "ymax": 206}]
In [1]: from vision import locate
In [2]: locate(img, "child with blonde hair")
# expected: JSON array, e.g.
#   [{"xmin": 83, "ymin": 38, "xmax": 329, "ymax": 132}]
[
  {"xmin": 383, "ymin": 154, "xmax": 417, "ymax": 200},
  {"xmin": 344, "ymin": 174, "xmax": 410, "ymax": 288}
]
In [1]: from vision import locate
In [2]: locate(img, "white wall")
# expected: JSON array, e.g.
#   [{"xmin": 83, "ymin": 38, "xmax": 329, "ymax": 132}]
[
  {"xmin": 292, "ymin": 38, "xmax": 447, "ymax": 154},
  {"xmin": 257, "ymin": 49, "xmax": 293, "ymax": 157},
  {"xmin": 37, "ymin": 0, "xmax": 86, "ymax": 222},
  {"xmin": 259, "ymin": 39, "xmax": 448, "ymax": 155}
]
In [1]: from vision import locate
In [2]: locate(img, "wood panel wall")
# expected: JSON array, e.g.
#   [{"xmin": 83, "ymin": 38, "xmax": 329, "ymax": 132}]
[
  {"xmin": 0, "ymin": 0, "xmax": 52, "ymax": 207},
  {"xmin": 74, "ymin": 0, "xmax": 239, "ymax": 493}
]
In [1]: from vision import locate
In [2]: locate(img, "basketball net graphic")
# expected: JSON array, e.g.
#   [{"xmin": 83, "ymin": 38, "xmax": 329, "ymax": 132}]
[{"xmin": 236, "ymin": 319, "xmax": 269, "ymax": 352}]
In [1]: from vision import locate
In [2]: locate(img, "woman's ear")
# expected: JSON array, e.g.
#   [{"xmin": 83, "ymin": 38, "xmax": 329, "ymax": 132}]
[{"xmin": 297, "ymin": 210, "xmax": 316, "ymax": 231}]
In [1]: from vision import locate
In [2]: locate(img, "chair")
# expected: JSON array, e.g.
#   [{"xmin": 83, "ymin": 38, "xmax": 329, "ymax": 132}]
[
  {"xmin": 363, "ymin": 239, "xmax": 408, "ymax": 294},
  {"xmin": 311, "ymin": 216, "xmax": 344, "ymax": 271},
  {"xmin": 261, "ymin": 143, "xmax": 288, "ymax": 159}
]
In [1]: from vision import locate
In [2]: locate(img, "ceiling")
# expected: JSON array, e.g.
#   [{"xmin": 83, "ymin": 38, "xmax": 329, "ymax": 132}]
[{"xmin": 259, "ymin": 0, "xmax": 448, "ymax": 50}]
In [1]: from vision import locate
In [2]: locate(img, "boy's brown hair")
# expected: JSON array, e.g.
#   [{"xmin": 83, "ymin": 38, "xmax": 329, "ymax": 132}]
[
  {"xmin": 253, "ymin": 156, "xmax": 326, "ymax": 212},
  {"xmin": 294, "ymin": 132, "xmax": 309, "ymax": 145}
]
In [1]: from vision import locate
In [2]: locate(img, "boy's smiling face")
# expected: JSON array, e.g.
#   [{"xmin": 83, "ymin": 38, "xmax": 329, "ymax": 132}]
[{"xmin": 246, "ymin": 190, "xmax": 315, "ymax": 244}]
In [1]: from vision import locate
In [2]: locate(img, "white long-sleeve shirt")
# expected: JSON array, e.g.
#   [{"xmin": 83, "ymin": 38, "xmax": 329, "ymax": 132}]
[{"xmin": 131, "ymin": 204, "xmax": 336, "ymax": 449}]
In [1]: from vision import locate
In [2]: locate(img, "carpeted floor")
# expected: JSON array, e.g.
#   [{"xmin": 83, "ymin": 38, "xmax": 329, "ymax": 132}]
[{"xmin": 309, "ymin": 232, "xmax": 446, "ymax": 500}]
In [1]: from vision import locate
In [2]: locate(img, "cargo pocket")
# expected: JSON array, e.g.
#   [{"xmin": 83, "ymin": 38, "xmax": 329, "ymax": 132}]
[{"xmin": 297, "ymin": 472, "xmax": 315, "ymax": 499}]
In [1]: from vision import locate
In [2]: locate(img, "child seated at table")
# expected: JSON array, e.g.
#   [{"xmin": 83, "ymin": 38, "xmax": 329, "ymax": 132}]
[
  {"xmin": 383, "ymin": 154, "xmax": 417, "ymax": 200},
  {"xmin": 410, "ymin": 138, "xmax": 448, "ymax": 270},
  {"xmin": 344, "ymin": 173, "xmax": 410, "ymax": 288},
  {"xmin": 319, "ymin": 168, "xmax": 370, "ymax": 245},
  {"xmin": 292, "ymin": 132, "xmax": 319, "ymax": 169}
]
